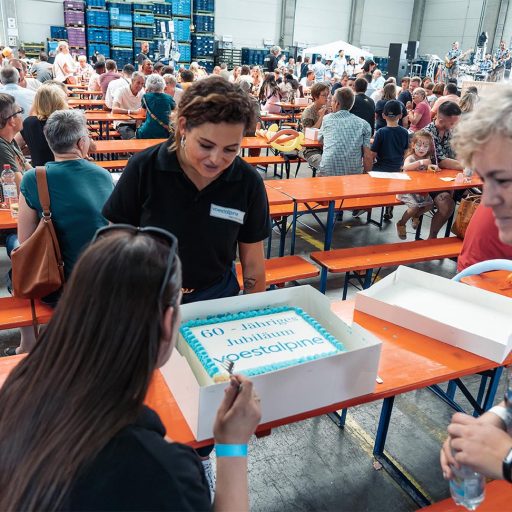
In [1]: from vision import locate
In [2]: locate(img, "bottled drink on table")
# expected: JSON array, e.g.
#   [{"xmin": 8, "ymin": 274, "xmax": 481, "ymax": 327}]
[
  {"xmin": 449, "ymin": 462, "xmax": 485, "ymax": 510},
  {"xmin": 1, "ymin": 164, "xmax": 19, "ymax": 218}
]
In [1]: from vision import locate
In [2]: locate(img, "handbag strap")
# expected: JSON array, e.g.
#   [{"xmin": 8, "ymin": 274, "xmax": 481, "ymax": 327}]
[
  {"xmin": 142, "ymin": 97, "xmax": 171, "ymax": 132},
  {"xmin": 35, "ymin": 166, "xmax": 65, "ymax": 282}
]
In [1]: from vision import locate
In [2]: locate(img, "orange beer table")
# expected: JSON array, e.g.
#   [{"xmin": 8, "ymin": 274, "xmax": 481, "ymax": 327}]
[
  {"xmin": 85, "ymin": 111, "xmax": 145, "ymax": 140},
  {"xmin": 69, "ymin": 98, "xmax": 106, "ymax": 109},
  {"xmin": 1, "ymin": 296, "xmax": 508, "ymax": 507},
  {"xmin": 0, "ymin": 209, "xmax": 17, "ymax": 229},
  {"xmin": 461, "ymin": 270, "xmax": 512, "ymax": 298},
  {"xmin": 266, "ymin": 170, "xmax": 483, "ymax": 253}
]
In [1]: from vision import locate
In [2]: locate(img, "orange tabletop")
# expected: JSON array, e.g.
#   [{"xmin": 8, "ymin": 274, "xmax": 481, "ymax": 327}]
[
  {"xmin": 0, "ymin": 209, "xmax": 17, "ymax": 229},
  {"xmin": 461, "ymin": 270, "xmax": 512, "ymax": 298},
  {"xmin": 93, "ymin": 139, "xmax": 165, "ymax": 154},
  {"xmin": 69, "ymin": 99, "xmax": 106, "ymax": 108},
  {"xmin": 85, "ymin": 111, "xmax": 145, "ymax": 122},
  {"xmin": 241, "ymin": 136, "xmax": 321, "ymax": 149},
  {"xmin": 417, "ymin": 480, "xmax": 512, "ymax": 511},
  {"xmin": 260, "ymin": 113, "xmax": 292, "ymax": 122},
  {"xmin": 71, "ymin": 90, "xmax": 103, "ymax": 96},
  {"xmin": 264, "ymin": 183, "xmax": 294, "ymax": 206},
  {"xmin": 266, "ymin": 170, "xmax": 482, "ymax": 202}
]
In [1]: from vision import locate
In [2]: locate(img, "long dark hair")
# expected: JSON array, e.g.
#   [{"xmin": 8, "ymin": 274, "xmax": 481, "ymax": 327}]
[
  {"xmin": 259, "ymin": 73, "xmax": 281, "ymax": 102},
  {"xmin": 0, "ymin": 231, "xmax": 182, "ymax": 511}
]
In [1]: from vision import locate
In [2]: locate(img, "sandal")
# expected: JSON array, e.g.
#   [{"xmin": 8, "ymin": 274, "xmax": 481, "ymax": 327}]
[{"xmin": 396, "ymin": 223, "xmax": 407, "ymax": 240}]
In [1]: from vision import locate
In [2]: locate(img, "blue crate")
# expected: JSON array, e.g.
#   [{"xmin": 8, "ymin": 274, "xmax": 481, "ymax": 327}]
[
  {"xmin": 50, "ymin": 26, "xmax": 68, "ymax": 39},
  {"xmin": 87, "ymin": 27, "xmax": 109, "ymax": 42},
  {"xmin": 191, "ymin": 34, "xmax": 214, "ymax": 56},
  {"xmin": 178, "ymin": 43, "xmax": 191, "ymax": 61},
  {"xmin": 173, "ymin": 0, "xmax": 191, "ymax": 16},
  {"xmin": 194, "ymin": 0, "xmax": 214, "ymax": 12},
  {"xmin": 110, "ymin": 29, "xmax": 133, "ymax": 47},
  {"xmin": 107, "ymin": 2, "xmax": 132, "ymax": 13},
  {"xmin": 88, "ymin": 42, "xmax": 110, "ymax": 57},
  {"xmin": 86, "ymin": 0, "xmax": 106, "ymax": 6},
  {"xmin": 133, "ymin": 12, "xmax": 155, "ymax": 25},
  {"xmin": 133, "ymin": 26, "xmax": 154, "ymax": 39},
  {"xmin": 86, "ymin": 9, "xmax": 109, "ymax": 26},
  {"xmin": 132, "ymin": 2, "xmax": 152, "ymax": 12},
  {"xmin": 109, "ymin": 11, "xmax": 133, "ymax": 28},
  {"xmin": 196, "ymin": 59, "xmax": 213, "ymax": 72},
  {"xmin": 173, "ymin": 18, "xmax": 190, "ymax": 41},
  {"xmin": 152, "ymin": 2, "xmax": 172, "ymax": 15},
  {"xmin": 193, "ymin": 14, "xmax": 214, "ymax": 33},
  {"xmin": 111, "ymin": 47, "xmax": 134, "ymax": 67}
]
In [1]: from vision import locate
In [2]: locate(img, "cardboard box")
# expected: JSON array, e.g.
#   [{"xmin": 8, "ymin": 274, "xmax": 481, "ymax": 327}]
[
  {"xmin": 161, "ymin": 286, "xmax": 382, "ymax": 441},
  {"xmin": 305, "ymin": 127, "xmax": 320, "ymax": 141},
  {"xmin": 295, "ymin": 97, "xmax": 309, "ymax": 106},
  {"xmin": 355, "ymin": 266, "xmax": 512, "ymax": 363}
]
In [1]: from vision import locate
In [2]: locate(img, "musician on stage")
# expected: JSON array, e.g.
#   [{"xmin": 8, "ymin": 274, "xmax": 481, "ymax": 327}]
[
  {"xmin": 490, "ymin": 40, "xmax": 511, "ymax": 82},
  {"xmin": 480, "ymin": 53, "xmax": 493, "ymax": 80},
  {"xmin": 444, "ymin": 41, "xmax": 462, "ymax": 82}
]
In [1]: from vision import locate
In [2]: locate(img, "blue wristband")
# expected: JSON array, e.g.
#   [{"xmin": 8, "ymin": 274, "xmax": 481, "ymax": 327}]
[{"xmin": 215, "ymin": 444, "xmax": 248, "ymax": 458}]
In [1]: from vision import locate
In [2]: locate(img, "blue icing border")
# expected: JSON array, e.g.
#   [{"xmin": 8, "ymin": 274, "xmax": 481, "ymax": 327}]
[{"xmin": 179, "ymin": 306, "xmax": 346, "ymax": 379}]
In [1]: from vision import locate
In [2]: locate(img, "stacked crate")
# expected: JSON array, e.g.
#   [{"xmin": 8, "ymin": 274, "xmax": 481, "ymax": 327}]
[
  {"xmin": 108, "ymin": 2, "xmax": 133, "ymax": 67},
  {"xmin": 85, "ymin": 0, "xmax": 110, "ymax": 58},
  {"xmin": 63, "ymin": 0, "xmax": 86, "ymax": 56},
  {"xmin": 173, "ymin": 0, "xmax": 192, "ymax": 67},
  {"xmin": 192, "ymin": 0, "xmax": 214, "ymax": 72},
  {"xmin": 133, "ymin": 2, "xmax": 157, "ymax": 61},
  {"xmin": 152, "ymin": 2, "xmax": 172, "ymax": 62},
  {"xmin": 241, "ymin": 48, "xmax": 268, "ymax": 66}
]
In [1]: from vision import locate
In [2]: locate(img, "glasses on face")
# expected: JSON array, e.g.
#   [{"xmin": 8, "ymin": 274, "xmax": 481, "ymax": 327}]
[
  {"xmin": 91, "ymin": 224, "xmax": 178, "ymax": 303},
  {"xmin": 3, "ymin": 107, "xmax": 24, "ymax": 121},
  {"xmin": 319, "ymin": 93, "xmax": 329, "ymax": 98}
]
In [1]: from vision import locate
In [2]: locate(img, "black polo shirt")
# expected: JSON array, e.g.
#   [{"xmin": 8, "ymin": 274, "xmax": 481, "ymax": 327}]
[
  {"xmin": 350, "ymin": 93, "xmax": 375, "ymax": 134},
  {"xmin": 65, "ymin": 406, "xmax": 211, "ymax": 511},
  {"xmin": 102, "ymin": 141, "xmax": 270, "ymax": 290}
]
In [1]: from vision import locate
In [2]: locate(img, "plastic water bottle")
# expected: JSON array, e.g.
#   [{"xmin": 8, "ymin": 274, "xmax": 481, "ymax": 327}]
[
  {"xmin": 1, "ymin": 165, "xmax": 18, "ymax": 218},
  {"xmin": 449, "ymin": 462, "xmax": 485, "ymax": 510}
]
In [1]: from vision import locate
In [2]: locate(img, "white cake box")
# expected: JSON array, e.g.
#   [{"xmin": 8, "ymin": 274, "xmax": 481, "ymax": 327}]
[
  {"xmin": 295, "ymin": 97, "xmax": 309, "ymax": 106},
  {"xmin": 305, "ymin": 127, "xmax": 320, "ymax": 140},
  {"xmin": 355, "ymin": 266, "xmax": 512, "ymax": 364},
  {"xmin": 161, "ymin": 286, "xmax": 382, "ymax": 441}
]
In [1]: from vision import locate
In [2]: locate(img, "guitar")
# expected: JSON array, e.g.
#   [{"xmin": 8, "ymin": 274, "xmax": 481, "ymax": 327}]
[
  {"xmin": 445, "ymin": 48, "xmax": 473, "ymax": 69},
  {"xmin": 492, "ymin": 50, "xmax": 511, "ymax": 70}
]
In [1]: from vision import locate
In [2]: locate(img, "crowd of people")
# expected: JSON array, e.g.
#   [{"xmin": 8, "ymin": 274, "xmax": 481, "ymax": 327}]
[{"xmin": 0, "ymin": 40, "xmax": 511, "ymax": 510}]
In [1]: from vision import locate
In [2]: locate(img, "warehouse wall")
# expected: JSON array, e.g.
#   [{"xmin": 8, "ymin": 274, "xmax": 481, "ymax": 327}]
[{"xmin": 17, "ymin": 0, "xmax": 64, "ymax": 45}]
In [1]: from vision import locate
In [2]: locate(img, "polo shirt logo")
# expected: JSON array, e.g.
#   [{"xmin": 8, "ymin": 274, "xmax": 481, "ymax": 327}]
[{"xmin": 210, "ymin": 204, "xmax": 245, "ymax": 225}]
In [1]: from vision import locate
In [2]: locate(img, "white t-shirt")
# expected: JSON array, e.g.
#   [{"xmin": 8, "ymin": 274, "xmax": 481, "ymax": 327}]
[
  {"xmin": 112, "ymin": 84, "xmax": 144, "ymax": 126},
  {"xmin": 331, "ymin": 57, "xmax": 346, "ymax": 77},
  {"xmin": 312, "ymin": 62, "xmax": 326, "ymax": 82},
  {"xmin": 105, "ymin": 76, "xmax": 131, "ymax": 108},
  {"xmin": 173, "ymin": 87, "xmax": 184, "ymax": 106},
  {"xmin": 25, "ymin": 77, "xmax": 42, "ymax": 92},
  {"xmin": 88, "ymin": 72, "xmax": 101, "ymax": 92},
  {"xmin": 53, "ymin": 52, "xmax": 76, "ymax": 82}
]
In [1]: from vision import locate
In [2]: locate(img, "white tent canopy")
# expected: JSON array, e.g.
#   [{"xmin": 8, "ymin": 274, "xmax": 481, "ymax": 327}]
[{"xmin": 301, "ymin": 40, "xmax": 373, "ymax": 61}]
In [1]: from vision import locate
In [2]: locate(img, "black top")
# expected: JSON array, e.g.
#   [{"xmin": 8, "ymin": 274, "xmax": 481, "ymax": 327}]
[
  {"xmin": 375, "ymin": 99, "xmax": 407, "ymax": 130},
  {"xmin": 350, "ymin": 94, "xmax": 375, "ymax": 134},
  {"xmin": 371, "ymin": 125, "xmax": 409, "ymax": 172},
  {"xmin": 136, "ymin": 52, "xmax": 148, "ymax": 66},
  {"xmin": 64, "ymin": 406, "xmax": 211, "ymax": 511},
  {"xmin": 103, "ymin": 141, "xmax": 270, "ymax": 290},
  {"xmin": 21, "ymin": 117, "xmax": 55, "ymax": 167},
  {"xmin": 264, "ymin": 53, "xmax": 279, "ymax": 72},
  {"xmin": 398, "ymin": 89, "xmax": 412, "ymax": 106}
]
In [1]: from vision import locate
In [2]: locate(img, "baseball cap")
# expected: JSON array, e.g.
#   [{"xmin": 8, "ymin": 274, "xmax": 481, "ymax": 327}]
[{"xmin": 383, "ymin": 100, "xmax": 403, "ymax": 117}]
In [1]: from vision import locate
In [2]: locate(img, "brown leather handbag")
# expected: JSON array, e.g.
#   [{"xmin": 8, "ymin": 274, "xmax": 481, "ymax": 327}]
[{"xmin": 12, "ymin": 166, "xmax": 65, "ymax": 299}]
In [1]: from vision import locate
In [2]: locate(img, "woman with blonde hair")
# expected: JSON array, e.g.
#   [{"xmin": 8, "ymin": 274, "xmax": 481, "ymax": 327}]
[
  {"xmin": 19, "ymin": 84, "xmax": 68, "ymax": 166},
  {"xmin": 459, "ymin": 91, "xmax": 478, "ymax": 114}
]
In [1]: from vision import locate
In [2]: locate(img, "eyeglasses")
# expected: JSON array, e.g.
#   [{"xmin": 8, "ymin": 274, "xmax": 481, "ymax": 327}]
[
  {"xmin": 3, "ymin": 107, "xmax": 24, "ymax": 121},
  {"xmin": 91, "ymin": 224, "xmax": 178, "ymax": 303}
]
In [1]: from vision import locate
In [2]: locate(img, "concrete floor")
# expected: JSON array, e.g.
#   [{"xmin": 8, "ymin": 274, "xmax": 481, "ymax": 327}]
[{"xmin": 0, "ymin": 163, "xmax": 505, "ymax": 512}]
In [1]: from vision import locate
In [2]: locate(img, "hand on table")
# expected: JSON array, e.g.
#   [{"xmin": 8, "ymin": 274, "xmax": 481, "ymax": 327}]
[
  {"xmin": 440, "ymin": 412, "xmax": 512, "ymax": 480},
  {"xmin": 214, "ymin": 374, "xmax": 261, "ymax": 445}
]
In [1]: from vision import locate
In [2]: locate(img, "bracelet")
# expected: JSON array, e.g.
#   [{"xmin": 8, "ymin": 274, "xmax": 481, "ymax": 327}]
[
  {"xmin": 489, "ymin": 405, "xmax": 508, "ymax": 425},
  {"xmin": 215, "ymin": 444, "xmax": 248, "ymax": 458}
]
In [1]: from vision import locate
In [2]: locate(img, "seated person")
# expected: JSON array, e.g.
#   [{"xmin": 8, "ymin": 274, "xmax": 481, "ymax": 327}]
[
  {"xmin": 299, "ymin": 82, "xmax": 329, "ymax": 169},
  {"xmin": 431, "ymin": 82, "xmax": 460, "ymax": 118},
  {"xmin": 112, "ymin": 72, "xmax": 145, "ymax": 140},
  {"xmin": 179, "ymin": 69, "xmax": 195, "ymax": 91},
  {"xmin": 136, "ymin": 74, "xmax": 175, "ymax": 139},
  {"xmin": 407, "ymin": 87, "xmax": 432, "ymax": 132},
  {"xmin": 299, "ymin": 70, "xmax": 315, "ymax": 90},
  {"xmin": 0, "ymin": 227, "xmax": 261, "ymax": 510}
]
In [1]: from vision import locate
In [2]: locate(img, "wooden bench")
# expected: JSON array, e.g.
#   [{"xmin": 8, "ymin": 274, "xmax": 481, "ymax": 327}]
[
  {"xmin": 311, "ymin": 237, "xmax": 463, "ymax": 297},
  {"xmin": 96, "ymin": 159, "xmax": 129, "ymax": 170},
  {"xmin": 235, "ymin": 255, "xmax": 319, "ymax": 290},
  {"xmin": 242, "ymin": 155, "xmax": 304, "ymax": 179},
  {"xmin": 0, "ymin": 297, "xmax": 54, "ymax": 331}
]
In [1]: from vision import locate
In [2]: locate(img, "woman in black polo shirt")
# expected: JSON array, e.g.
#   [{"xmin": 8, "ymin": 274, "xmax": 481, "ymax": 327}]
[
  {"xmin": 103, "ymin": 76, "xmax": 269, "ymax": 304},
  {"xmin": 0, "ymin": 228, "xmax": 261, "ymax": 511}
]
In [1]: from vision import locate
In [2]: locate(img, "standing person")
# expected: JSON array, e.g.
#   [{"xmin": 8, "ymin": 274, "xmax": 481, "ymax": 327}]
[
  {"xmin": 331, "ymin": 49, "xmax": 347, "ymax": 78},
  {"xmin": 263, "ymin": 46, "xmax": 280, "ymax": 72},
  {"xmin": 294, "ymin": 55, "xmax": 302, "ymax": 78},
  {"xmin": 444, "ymin": 41, "xmax": 462, "ymax": 83},
  {"xmin": 355, "ymin": 56, "xmax": 365, "ymax": 74},
  {"xmin": 105, "ymin": 63, "xmax": 134, "ymax": 109},
  {"xmin": 29, "ymin": 52, "xmax": 53, "ymax": 83},
  {"xmin": 398, "ymin": 76, "xmax": 412, "ymax": 105},
  {"xmin": 312, "ymin": 56, "xmax": 327, "ymax": 82},
  {"xmin": 317, "ymin": 87, "xmax": 373, "ymax": 176},
  {"xmin": 407, "ymin": 87, "xmax": 432, "ymax": 132},
  {"xmin": 490, "ymin": 40, "xmax": 511, "ymax": 82},
  {"xmin": 250, "ymin": 66, "xmax": 264, "ymax": 96},
  {"xmin": 300, "ymin": 56, "xmax": 311, "ymax": 79},
  {"xmin": 136, "ymin": 41, "xmax": 149, "ymax": 71},
  {"xmin": 53, "ymin": 41, "xmax": 77, "ymax": 85},
  {"xmin": 0, "ymin": 227, "xmax": 261, "ymax": 511},
  {"xmin": 350, "ymin": 77, "xmax": 375, "ymax": 134},
  {"xmin": 375, "ymin": 83, "xmax": 408, "ymax": 131},
  {"xmin": 440, "ymin": 86, "xmax": 512, "ymax": 484},
  {"xmin": 136, "ymin": 74, "xmax": 174, "ymax": 139},
  {"xmin": 111, "ymin": 72, "xmax": 145, "ymax": 139},
  {"xmin": 395, "ymin": 131, "xmax": 437, "ymax": 238},
  {"xmin": 346, "ymin": 58, "xmax": 356, "ymax": 76}
]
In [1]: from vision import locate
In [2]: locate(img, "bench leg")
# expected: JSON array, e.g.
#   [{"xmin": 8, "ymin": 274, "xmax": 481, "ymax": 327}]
[
  {"xmin": 363, "ymin": 269, "xmax": 373, "ymax": 289},
  {"xmin": 279, "ymin": 217, "xmax": 287, "ymax": 257},
  {"xmin": 444, "ymin": 209, "xmax": 455, "ymax": 238},
  {"xmin": 266, "ymin": 216, "xmax": 273, "ymax": 259},
  {"xmin": 342, "ymin": 272, "xmax": 350, "ymax": 300},
  {"xmin": 290, "ymin": 202, "xmax": 298, "ymax": 255},
  {"xmin": 320, "ymin": 268, "xmax": 328, "ymax": 294},
  {"xmin": 327, "ymin": 408, "xmax": 347, "ymax": 428}
]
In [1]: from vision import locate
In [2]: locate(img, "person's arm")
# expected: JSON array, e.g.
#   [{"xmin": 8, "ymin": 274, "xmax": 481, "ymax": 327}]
[
  {"xmin": 238, "ymin": 241, "xmax": 266, "ymax": 294},
  {"xmin": 439, "ymin": 158, "xmax": 463, "ymax": 170},
  {"xmin": 17, "ymin": 192, "xmax": 38, "ymax": 243},
  {"xmin": 363, "ymin": 146, "xmax": 373, "ymax": 173},
  {"xmin": 408, "ymin": 109, "xmax": 422, "ymax": 126},
  {"xmin": 403, "ymin": 156, "xmax": 431, "ymax": 171}
]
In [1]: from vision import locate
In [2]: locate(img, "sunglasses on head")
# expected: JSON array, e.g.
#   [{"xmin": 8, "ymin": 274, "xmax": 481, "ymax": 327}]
[{"xmin": 92, "ymin": 224, "xmax": 178, "ymax": 302}]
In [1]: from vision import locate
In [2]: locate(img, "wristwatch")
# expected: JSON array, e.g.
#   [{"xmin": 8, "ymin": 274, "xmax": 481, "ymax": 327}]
[{"xmin": 503, "ymin": 446, "xmax": 512, "ymax": 483}]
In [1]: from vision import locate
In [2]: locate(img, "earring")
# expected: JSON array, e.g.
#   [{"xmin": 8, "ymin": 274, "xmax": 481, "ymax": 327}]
[{"xmin": 180, "ymin": 135, "xmax": 186, "ymax": 149}]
